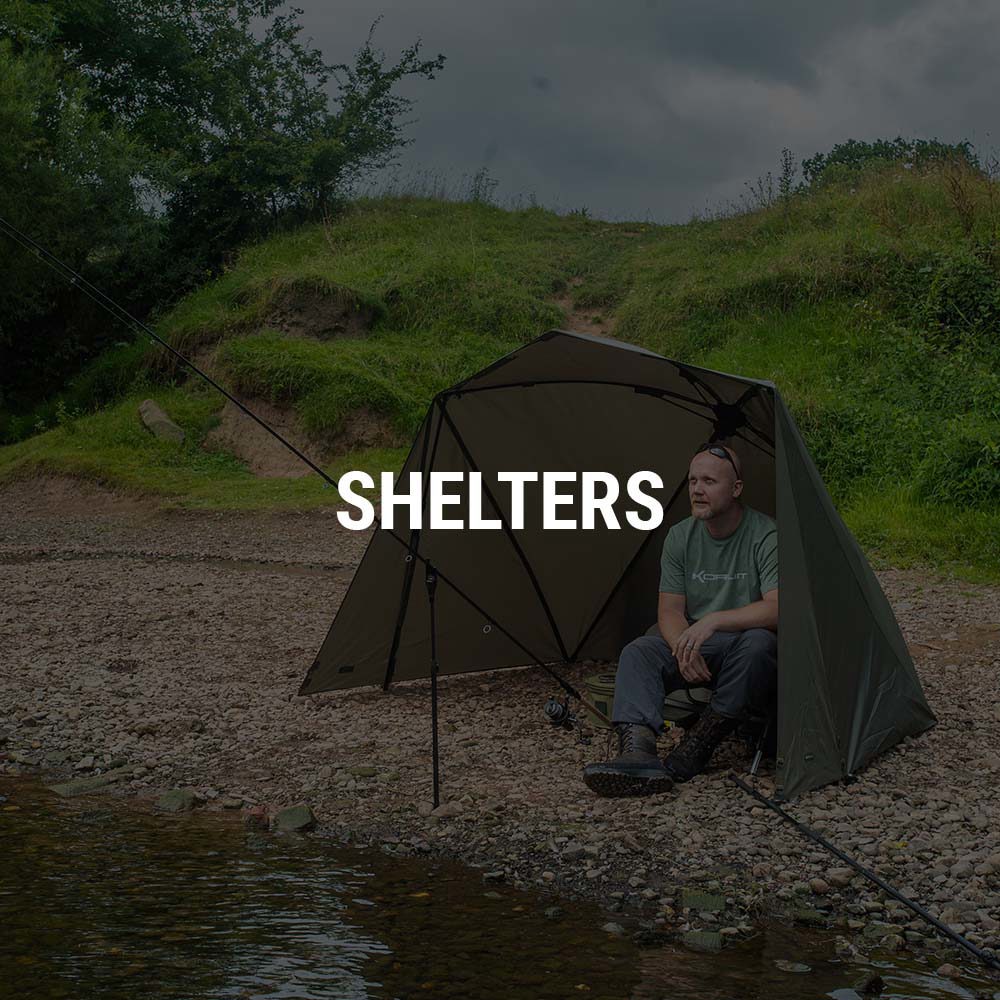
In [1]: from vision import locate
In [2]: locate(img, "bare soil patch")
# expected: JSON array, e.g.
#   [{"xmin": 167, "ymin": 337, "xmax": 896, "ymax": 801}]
[
  {"xmin": 330, "ymin": 406, "xmax": 406, "ymax": 452},
  {"xmin": 264, "ymin": 284, "xmax": 378, "ymax": 340},
  {"xmin": 1, "ymin": 473, "xmax": 158, "ymax": 520},
  {"xmin": 553, "ymin": 276, "xmax": 616, "ymax": 338},
  {"xmin": 203, "ymin": 397, "xmax": 333, "ymax": 478},
  {"xmin": 203, "ymin": 397, "xmax": 404, "ymax": 477}
]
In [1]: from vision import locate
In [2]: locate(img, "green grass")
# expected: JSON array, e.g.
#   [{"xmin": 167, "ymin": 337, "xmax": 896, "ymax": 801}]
[
  {"xmin": 846, "ymin": 487, "xmax": 1000, "ymax": 585},
  {"xmin": 149, "ymin": 199, "xmax": 644, "ymax": 359},
  {"xmin": 216, "ymin": 328, "xmax": 508, "ymax": 440},
  {"xmin": 0, "ymin": 387, "xmax": 406, "ymax": 510},
  {"xmin": 4, "ymin": 164, "xmax": 1000, "ymax": 582}
]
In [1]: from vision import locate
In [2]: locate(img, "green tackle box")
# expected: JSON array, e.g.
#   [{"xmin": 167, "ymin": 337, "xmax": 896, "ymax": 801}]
[{"xmin": 583, "ymin": 671, "xmax": 712, "ymax": 730}]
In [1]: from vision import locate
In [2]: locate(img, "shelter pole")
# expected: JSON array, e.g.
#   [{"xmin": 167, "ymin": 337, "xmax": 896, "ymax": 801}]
[
  {"xmin": 382, "ymin": 402, "xmax": 445, "ymax": 691},
  {"xmin": 426, "ymin": 562, "xmax": 442, "ymax": 809},
  {"xmin": 569, "ymin": 471, "xmax": 690, "ymax": 661},
  {"xmin": 437, "ymin": 402, "xmax": 570, "ymax": 661}
]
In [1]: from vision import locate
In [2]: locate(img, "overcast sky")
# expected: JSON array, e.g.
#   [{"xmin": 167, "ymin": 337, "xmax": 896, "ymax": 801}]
[{"xmin": 298, "ymin": 1, "xmax": 999, "ymax": 223}]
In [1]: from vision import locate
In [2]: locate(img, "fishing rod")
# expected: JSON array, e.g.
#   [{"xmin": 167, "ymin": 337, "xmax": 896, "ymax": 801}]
[
  {"xmin": 731, "ymin": 774, "xmax": 1000, "ymax": 974},
  {"xmin": 0, "ymin": 215, "xmax": 614, "ymax": 732},
  {"xmin": 0, "ymin": 216, "xmax": 336, "ymax": 486}
]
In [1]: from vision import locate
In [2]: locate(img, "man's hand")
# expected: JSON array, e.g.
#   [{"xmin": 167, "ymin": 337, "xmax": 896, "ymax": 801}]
[
  {"xmin": 678, "ymin": 649, "xmax": 712, "ymax": 684},
  {"xmin": 673, "ymin": 615, "xmax": 718, "ymax": 684}
]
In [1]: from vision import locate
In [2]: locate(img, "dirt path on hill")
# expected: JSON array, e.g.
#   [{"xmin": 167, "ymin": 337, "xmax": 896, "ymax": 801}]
[{"xmin": 2, "ymin": 475, "xmax": 999, "ymax": 972}]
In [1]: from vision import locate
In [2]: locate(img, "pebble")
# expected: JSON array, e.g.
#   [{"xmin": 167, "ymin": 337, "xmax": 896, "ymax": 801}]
[
  {"xmin": 157, "ymin": 788, "xmax": 196, "ymax": 813},
  {"xmin": 271, "ymin": 803, "xmax": 316, "ymax": 832},
  {"xmin": 828, "ymin": 867, "xmax": 855, "ymax": 888},
  {"xmin": 774, "ymin": 960, "xmax": 811, "ymax": 973},
  {"xmin": 854, "ymin": 973, "xmax": 884, "ymax": 995},
  {"xmin": 834, "ymin": 936, "xmax": 857, "ymax": 959},
  {"xmin": 430, "ymin": 801, "xmax": 463, "ymax": 819}
]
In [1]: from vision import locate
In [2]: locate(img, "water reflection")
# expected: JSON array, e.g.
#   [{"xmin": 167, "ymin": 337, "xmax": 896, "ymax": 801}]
[
  {"xmin": 0, "ymin": 780, "xmax": 636, "ymax": 1000},
  {"xmin": 1, "ymin": 785, "xmax": 383, "ymax": 998},
  {"xmin": 632, "ymin": 923, "xmax": 994, "ymax": 1000},
  {"xmin": 342, "ymin": 865, "xmax": 635, "ymax": 999},
  {"xmin": 1, "ymin": 779, "xmax": 996, "ymax": 1000}
]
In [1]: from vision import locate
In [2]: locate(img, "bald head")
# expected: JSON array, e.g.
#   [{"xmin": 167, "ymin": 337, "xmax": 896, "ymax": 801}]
[
  {"xmin": 688, "ymin": 443, "xmax": 744, "ymax": 522},
  {"xmin": 692, "ymin": 443, "xmax": 742, "ymax": 482}
]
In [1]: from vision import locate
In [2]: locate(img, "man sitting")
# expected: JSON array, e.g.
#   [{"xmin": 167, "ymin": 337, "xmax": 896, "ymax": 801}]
[{"xmin": 583, "ymin": 442, "xmax": 778, "ymax": 797}]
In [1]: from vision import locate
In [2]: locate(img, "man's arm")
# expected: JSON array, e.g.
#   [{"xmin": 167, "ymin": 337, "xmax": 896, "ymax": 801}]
[
  {"xmin": 657, "ymin": 591, "xmax": 690, "ymax": 652},
  {"xmin": 659, "ymin": 592, "xmax": 714, "ymax": 684},
  {"xmin": 707, "ymin": 588, "xmax": 778, "ymax": 633}
]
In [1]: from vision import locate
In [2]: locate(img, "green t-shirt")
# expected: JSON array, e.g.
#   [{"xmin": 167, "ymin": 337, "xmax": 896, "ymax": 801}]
[{"xmin": 659, "ymin": 505, "xmax": 778, "ymax": 622}]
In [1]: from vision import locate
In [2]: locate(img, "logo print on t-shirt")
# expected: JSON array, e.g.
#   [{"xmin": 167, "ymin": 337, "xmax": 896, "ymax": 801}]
[{"xmin": 691, "ymin": 570, "xmax": 748, "ymax": 583}]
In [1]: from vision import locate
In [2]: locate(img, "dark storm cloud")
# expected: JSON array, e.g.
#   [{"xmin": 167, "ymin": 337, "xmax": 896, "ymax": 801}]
[
  {"xmin": 296, "ymin": 1, "xmax": 1000, "ymax": 222},
  {"xmin": 623, "ymin": 1, "xmax": 930, "ymax": 87}
]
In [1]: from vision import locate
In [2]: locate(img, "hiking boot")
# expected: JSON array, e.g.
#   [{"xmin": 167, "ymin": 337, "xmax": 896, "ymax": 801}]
[
  {"xmin": 663, "ymin": 707, "xmax": 740, "ymax": 782},
  {"xmin": 582, "ymin": 723, "xmax": 674, "ymax": 798}
]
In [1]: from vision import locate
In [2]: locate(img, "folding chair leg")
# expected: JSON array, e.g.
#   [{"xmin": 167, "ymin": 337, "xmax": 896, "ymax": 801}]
[{"xmin": 750, "ymin": 716, "xmax": 773, "ymax": 777}]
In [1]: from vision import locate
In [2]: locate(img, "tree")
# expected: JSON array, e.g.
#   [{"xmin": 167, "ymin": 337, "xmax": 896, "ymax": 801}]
[
  {"xmin": 0, "ymin": 1, "xmax": 444, "ymax": 428},
  {"xmin": 39, "ymin": 2, "xmax": 445, "ymax": 283},
  {"xmin": 0, "ymin": 28, "xmax": 157, "ymax": 415}
]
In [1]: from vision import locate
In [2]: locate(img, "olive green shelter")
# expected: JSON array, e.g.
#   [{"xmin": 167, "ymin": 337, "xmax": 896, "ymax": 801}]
[{"xmin": 300, "ymin": 330, "xmax": 935, "ymax": 799}]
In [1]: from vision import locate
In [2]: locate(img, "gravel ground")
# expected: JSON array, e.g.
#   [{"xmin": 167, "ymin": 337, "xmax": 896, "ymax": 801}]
[{"xmin": 3, "ymin": 476, "xmax": 999, "ymax": 970}]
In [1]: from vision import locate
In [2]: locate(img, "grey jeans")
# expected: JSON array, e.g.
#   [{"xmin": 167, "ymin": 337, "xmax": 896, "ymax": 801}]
[{"xmin": 611, "ymin": 628, "xmax": 777, "ymax": 734}]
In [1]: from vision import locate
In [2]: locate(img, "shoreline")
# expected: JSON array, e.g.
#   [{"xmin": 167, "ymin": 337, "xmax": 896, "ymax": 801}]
[
  {"xmin": 3, "ymin": 476, "xmax": 1000, "ymax": 979},
  {"xmin": 4, "ymin": 752, "xmax": 996, "ymax": 985}
]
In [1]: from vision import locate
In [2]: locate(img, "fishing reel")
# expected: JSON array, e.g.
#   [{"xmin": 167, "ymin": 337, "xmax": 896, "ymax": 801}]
[{"xmin": 543, "ymin": 695, "xmax": 577, "ymax": 731}]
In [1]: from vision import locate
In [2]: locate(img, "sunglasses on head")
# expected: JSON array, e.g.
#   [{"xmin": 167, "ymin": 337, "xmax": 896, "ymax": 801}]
[{"xmin": 695, "ymin": 442, "xmax": 741, "ymax": 479}]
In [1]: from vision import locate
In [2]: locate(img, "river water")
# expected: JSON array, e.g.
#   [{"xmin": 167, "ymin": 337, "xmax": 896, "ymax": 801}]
[{"xmin": 1, "ymin": 779, "xmax": 996, "ymax": 1000}]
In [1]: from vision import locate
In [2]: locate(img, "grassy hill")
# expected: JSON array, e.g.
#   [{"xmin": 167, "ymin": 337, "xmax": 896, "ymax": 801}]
[{"xmin": 4, "ymin": 161, "xmax": 1000, "ymax": 580}]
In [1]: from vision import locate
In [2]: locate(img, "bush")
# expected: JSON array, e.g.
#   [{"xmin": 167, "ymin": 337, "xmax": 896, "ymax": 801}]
[
  {"xmin": 914, "ymin": 417, "xmax": 1000, "ymax": 507},
  {"xmin": 801, "ymin": 397, "xmax": 933, "ymax": 498},
  {"xmin": 1, "ymin": 338, "xmax": 155, "ymax": 444},
  {"xmin": 911, "ymin": 247, "xmax": 1000, "ymax": 345},
  {"xmin": 802, "ymin": 137, "xmax": 979, "ymax": 187}
]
